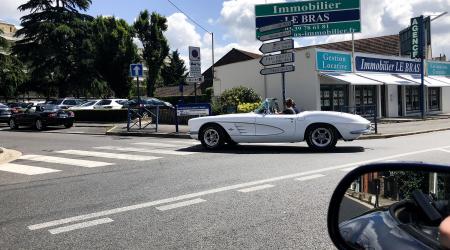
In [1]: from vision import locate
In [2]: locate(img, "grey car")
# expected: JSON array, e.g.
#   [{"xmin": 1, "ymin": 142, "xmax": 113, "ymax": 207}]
[{"xmin": 0, "ymin": 103, "xmax": 13, "ymax": 124}]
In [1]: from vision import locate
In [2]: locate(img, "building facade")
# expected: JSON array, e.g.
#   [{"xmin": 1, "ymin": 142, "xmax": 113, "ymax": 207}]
[{"xmin": 213, "ymin": 36, "xmax": 450, "ymax": 117}]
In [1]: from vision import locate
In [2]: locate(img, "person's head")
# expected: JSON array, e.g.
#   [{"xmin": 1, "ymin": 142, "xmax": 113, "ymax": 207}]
[{"xmin": 285, "ymin": 98, "xmax": 293, "ymax": 108}]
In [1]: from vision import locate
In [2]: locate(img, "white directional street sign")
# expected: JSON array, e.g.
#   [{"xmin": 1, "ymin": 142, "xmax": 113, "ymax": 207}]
[
  {"xmin": 258, "ymin": 29, "xmax": 292, "ymax": 42},
  {"xmin": 259, "ymin": 39, "xmax": 294, "ymax": 54},
  {"xmin": 260, "ymin": 65, "xmax": 295, "ymax": 75},
  {"xmin": 186, "ymin": 76, "xmax": 204, "ymax": 83},
  {"xmin": 260, "ymin": 52, "xmax": 295, "ymax": 66},
  {"xmin": 258, "ymin": 21, "xmax": 293, "ymax": 33},
  {"xmin": 130, "ymin": 64, "xmax": 143, "ymax": 77}
]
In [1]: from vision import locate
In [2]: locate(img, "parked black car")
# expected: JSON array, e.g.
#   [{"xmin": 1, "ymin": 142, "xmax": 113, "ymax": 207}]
[
  {"xmin": 9, "ymin": 105, "xmax": 75, "ymax": 131},
  {"xmin": 0, "ymin": 103, "xmax": 13, "ymax": 124},
  {"xmin": 7, "ymin": 102, "xmax": 33, "ymax": 113}
]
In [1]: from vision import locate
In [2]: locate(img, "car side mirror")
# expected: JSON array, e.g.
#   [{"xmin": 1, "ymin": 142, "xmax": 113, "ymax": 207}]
[{"xmin": 328, "ymin": 162, "xmax": 450, "ymax": 250}]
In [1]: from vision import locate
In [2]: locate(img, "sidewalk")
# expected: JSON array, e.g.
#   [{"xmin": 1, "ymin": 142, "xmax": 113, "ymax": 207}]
[
  {"xmin": 106, "ymin": 118, "xmax": 450, "ymax": 140},
  {"xmin": 0, "ymin": 147, "xmax": 22, "ymax": 164}
]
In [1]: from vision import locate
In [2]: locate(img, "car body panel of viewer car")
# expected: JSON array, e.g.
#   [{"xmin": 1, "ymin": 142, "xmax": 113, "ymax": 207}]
[{"xmin": 188, "ymin": 99, "xmax": 370, "ymax": 150}]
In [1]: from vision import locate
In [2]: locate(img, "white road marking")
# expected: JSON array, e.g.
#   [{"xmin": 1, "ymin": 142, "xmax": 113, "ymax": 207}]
[
  {"xmin": 238, "ymin": 184, "xmax": 274, "ymax": 193},
  {"xmin": 55, "ymin": 150, "xmax": 162, "ymax": 161},
  {"xmin": 27, "ymin": 146, "xmax": 450, "ymax": 231},
  {"xmin": 0, "ymin": 163, "xmax": 60, "ymax": 175},
  {"xmin": 131, "ymin": 142, "xmax": 189, "ymax": 148},
  {"xmin": 20, "ymin": 155, "xmax": 113, "ymax": 168},
  {"xmin": 295, "ymin": 174, "xmax": 325, "ymax": 181},
  {"xmin": 94, "ymin": 146, "xmax": 195, "ymax": 156},
  {"xmin": 439, "ymin": 149, "xmax": 450, "ymax": 154},
  {"xmin": 155, "ymin": 198, "xmax": 206, "ymax": 211},
  {"xmin": 136, "ymin": 140, "xmax": 198, "ymax": 146},
  {"xmin": 48, "ymin": 218, "xmax": 113, "ymax": 234}
]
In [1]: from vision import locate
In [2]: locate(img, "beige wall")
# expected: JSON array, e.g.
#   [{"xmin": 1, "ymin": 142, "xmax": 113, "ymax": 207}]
[{"xmin": 442, "ymin": 87, "xmax": 450, "ymax": 113}]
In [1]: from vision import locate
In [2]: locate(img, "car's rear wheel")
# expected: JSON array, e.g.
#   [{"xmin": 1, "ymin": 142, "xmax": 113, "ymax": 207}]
[
  {"xmin": 306, "ymin": 125, "xmax": 338, "ymax": 151},
  {"xmin": 200, "ymin": 124, "xmax": 225, "ymax": 150},
  {"xmin": 64, "ymin": 122, "xmax": 73, "ymax": 128},
  {"xmin": 9, "ymin": 119, "xmax": 18, "ymax": 130},
  {"xmin": 34, "ymin": 119, "xmax": 45, "ymax": 131}
]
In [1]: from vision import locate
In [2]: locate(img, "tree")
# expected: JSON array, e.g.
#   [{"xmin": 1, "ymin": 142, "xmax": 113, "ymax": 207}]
[
  {"xmin": 0, "ymin": 29, "xmax": 8, "ymax": 51},
  {"xmin": 134, "ymin": 10, "xmax": 169, "ymax": 96},
  {"xmin": 13, "ymin": 0, "xmax": 93, "ymax": 97},
  {"xmin": 92, "ymin": 16, "xmax": 138, "ymax": 98},
  {"xmin": 161, "ymin": 50, "xmax": 187, "ymax": 86}
]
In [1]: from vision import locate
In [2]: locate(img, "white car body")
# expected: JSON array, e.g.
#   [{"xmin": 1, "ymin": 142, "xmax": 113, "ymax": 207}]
[
  {"xmin": 188, "ymin": 98, "xmax": 371, "ymax": 150},
  {"xmin": 93, "ymin": 99, "xmax": 127, "ymax": 110},
  {"xmin": 69, "ymin": 100, "xmax": 101, "ymax": 110}
]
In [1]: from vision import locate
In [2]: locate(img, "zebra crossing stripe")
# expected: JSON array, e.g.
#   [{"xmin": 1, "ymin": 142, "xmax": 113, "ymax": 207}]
[
  {"xmin": 94, "ymin": 146, "xmax": 195, "ymax": 156},
  {"xmin": 55, "ymin": 150, "xmax": 161, "ymax": 161},
  {"xmin": 20, "ymin": 155, "xmax": 113, "ymax": 168},
  {"xmin": 0, "ymin": 163, "xmax": 60, "ymax": 175}
]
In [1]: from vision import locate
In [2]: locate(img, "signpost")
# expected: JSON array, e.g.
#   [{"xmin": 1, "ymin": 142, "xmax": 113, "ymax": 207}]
[
  {"xmin": 188, "ymin": 46, "xmax": 202, "ymax": 103},
  {"xmin": 410, "ymin": 16, "xmax": 426, "ymax": 119},
  {"xmin": 186, "ymin": 76, "xmax": 204, "ymax": 83},
  {"xmin": 255, "ymin": 0, "xmax": 361, "ymax": 39},
  {"xmin": 260, "ymin": 52, "xmax": 295, "ymax": 66},
  {"xmin": 259, "ymin": 39, "xmax": 294, "ymax": 54},
  {"xmin": 130, "ymin": 63, "xmax": 144, "ymax": 103},
  {"xmin": 259, "ymin": 30, "xmax": 293, "ymax": 42},
  {"xmin": 260, "ymin": 65, "xmax": 295, "ymax": 75}
]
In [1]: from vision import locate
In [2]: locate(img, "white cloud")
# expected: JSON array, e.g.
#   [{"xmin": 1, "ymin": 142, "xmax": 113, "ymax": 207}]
[{"xmin": 0, "ymin": 0, "xmax": 27, "ymax": 24}]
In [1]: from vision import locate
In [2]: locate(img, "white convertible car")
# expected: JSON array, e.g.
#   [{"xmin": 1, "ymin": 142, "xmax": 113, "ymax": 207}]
[{"xmin": 188, "ymin": 98, "xmax": 372, "ymax": 151}]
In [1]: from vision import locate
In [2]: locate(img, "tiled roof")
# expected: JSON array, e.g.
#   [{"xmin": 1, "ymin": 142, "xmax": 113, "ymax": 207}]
[{"xmin": 300, "ymin": 34, "xmax": 400, "ymax": 56}]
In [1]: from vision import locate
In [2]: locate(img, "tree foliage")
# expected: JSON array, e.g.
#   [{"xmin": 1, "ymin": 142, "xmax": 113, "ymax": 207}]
[
  {"xmin": 134, "ymin": 10, "xmax": 169, "ymax": 96},
  {"xmin": 220, "ymin": 86, "xmax": 261, "ymax": 109},
  {"xmin": 161, "ymin": 50, "xmax": 187, "ymax": 86}
]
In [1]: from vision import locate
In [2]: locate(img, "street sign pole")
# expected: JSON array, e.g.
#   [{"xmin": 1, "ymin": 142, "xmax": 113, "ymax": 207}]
[
  {"xmin": 420, "ymin": 15, "xmax": 425, "ymax": 119},
  {"xmin": 281, "ymin": 37, "xmax": 286, "ymax": 108}
]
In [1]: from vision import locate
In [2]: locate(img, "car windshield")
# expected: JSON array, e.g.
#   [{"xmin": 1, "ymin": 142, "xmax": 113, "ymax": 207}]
[
  {"xmin": 80, "ymin": 101, "xmax": 97, "ymax": 107},
  {"xmin": 254, "ymin": 99, "xmax": 280, "ymax": 114}
]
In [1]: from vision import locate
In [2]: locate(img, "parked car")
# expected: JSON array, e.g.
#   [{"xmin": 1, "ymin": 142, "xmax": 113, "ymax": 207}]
[
  {"xmin": 9, "ymin": 104, "xmax": 75, "ymax": 131},
  {"xmin": 93, "ymin": 99, "xmax": 127, "ymax": 110},
  {"xmin": 7, "ymin": 102, "xmax": 33, "ymax": 113},
  {"xmin": 68, "ymin": 99, "xmax": 101, "ymax": 110},
  {"xmin": 0, "ymin": 103, "xmax": 13, "ymax": 124},
  {"xmin": 188, "ymin": 98, "xmax": 371, "ymax": 151},
  {"xmin": 45, "ymin": 98, "xmax": 83, "ymax": 109},
  {"xmin": 123, "ymin": 98, "xmax": 174, "ymax": 109}
]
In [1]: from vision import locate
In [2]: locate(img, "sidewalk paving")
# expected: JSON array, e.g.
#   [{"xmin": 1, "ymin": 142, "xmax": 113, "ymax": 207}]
[{"xmin": 106, "ymin": 117, "xmax": 450, "ymax": 140}]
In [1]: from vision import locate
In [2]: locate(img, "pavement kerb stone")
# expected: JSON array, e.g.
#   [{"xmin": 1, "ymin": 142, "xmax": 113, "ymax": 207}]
[
  {"xmin": 0, "ymin": 148, "xmax": 22, "ymax": 164},
  {"xmin": 360, "ymin": 127, "xmax": 450, "ymax": 140}
]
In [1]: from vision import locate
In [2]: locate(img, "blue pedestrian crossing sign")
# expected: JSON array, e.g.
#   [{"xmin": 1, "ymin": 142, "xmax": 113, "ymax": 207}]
[{"xmin": 130, "ymin": 64, "xmax": 143, "ymax": 77}]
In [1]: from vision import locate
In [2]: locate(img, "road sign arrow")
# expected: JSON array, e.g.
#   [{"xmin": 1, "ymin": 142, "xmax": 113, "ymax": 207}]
[
  {"xmin": 258, "ymin": 29, "xmax": 292, "ymax": 42},
  {"xmin": 260, "ymin": 52, "xmax": 295, "ymax": 66},
  {"xmin": 260, "ymin": 65, "xmax": 295, "ymax": 75},
  {"xmin": 133, "ymin": 66, "xmax": 140, "ymax": 77},
  {"xmin": 258, "ymin": 21, "xmax": 293, "ymax": 33},
  {"xmin": 259, "ymin": 39, "xmax": 294, "ymax": 54}
]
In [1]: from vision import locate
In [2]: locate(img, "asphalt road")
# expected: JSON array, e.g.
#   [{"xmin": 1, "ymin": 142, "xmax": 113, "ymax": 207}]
[{"xmin": 1, "ymin": 128, "xmax": 450, "ymax": 249}]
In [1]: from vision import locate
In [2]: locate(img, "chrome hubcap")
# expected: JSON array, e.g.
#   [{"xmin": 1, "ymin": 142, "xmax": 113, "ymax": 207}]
[
  {"xmin": 204, "ymin": 128, "xmax": 220, "ymax": 147},
  {"xmin": 311, "ymin": 128, "xmax": 332, "ymax": 147},
  {"xmin": 9, "ymin": 120, "xmax": 15, "ymax": 128},
  {"xmin": 36, "ymin": 120, "xmax": 42, "ymax": 130}
]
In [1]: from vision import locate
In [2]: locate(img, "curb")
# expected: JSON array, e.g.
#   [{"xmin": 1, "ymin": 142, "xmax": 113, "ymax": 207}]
[
  {"xmin": 360, "ymin": 127, "xmax": 450, "ymax": 140},
  {"xmin": 0, "ymin": 148, "xmax": 22, "ymax": 164}
]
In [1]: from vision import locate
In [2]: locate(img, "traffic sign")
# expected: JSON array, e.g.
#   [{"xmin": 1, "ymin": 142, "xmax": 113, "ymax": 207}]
[
  {"xmin": 258, "ymin": 29, "xmax": 292, "ymax": 42},
  {"xmin": 189, "ymin": 46, "xmax": 201, "ymax": 61},
  {"xmin": 260, "ymin": 52, "xmax": 295, "ymax": 66},
  {"xmin": 259, "ymin": 39, "xmax": 294, "ymax": 54},
  {"xmin": 260, "ymin": 65, "xmax": 295, "ymax": 75},
  {"xmin": 130, "ymin": 64, "xmax": 143, "ymax": 77},
  {"xmin": 258, "ymin": 21, "xmax": 293, "ymax": 33},
  {"xmin": 190, "ymin": 61, "xmax": 202, "ymax": 77},
  {"xmin": 186, "ymin": 76, "xmax": 204, "ymax": 83}
]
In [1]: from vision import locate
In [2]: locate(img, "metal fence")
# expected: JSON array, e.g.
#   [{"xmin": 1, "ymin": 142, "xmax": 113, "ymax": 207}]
[
  {"xmin": 340, "ymin": 105, "xmax": 378, "ymax": 134},
  {"xmin": 127, "ymin": 106, "xmax": 160, "ymax": 132}
]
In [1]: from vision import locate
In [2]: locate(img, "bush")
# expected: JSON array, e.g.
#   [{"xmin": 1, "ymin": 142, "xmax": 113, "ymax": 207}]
[
  {"xmin": 237, "ymin": 102, "xmax": 261, "ymax": 113},
  {"xmin": 219, "ymin": 86, "xmax": 261, "ymax": 114}
]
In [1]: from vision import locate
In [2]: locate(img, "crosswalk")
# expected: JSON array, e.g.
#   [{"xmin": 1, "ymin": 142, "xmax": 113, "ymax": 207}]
[{"xmin": 0, "ymin": 140, "xmax": 201, "ymax": 177}]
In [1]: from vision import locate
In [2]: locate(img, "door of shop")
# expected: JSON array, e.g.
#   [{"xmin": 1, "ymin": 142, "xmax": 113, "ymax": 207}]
[
  {"xmin": 354, "ymin": 85, "xmax": 377, "ymax": 116},
  {"xmin": 320, "ymin": 85, "xmax": 348, "ymax": 111}
]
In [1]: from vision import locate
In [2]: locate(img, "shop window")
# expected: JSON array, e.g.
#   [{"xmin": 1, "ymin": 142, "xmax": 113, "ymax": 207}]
[
  {"xmin": 355, "ymin": 86, "xmax": 377, "ymax": 116},
  {"xmin": 320, "ymin": 85, "xmax": 348, "ymax": 112},
  {"xmin": 428, "ymin": 88, "xmax": 441, "ymax": 111},
  {"xmin": 405, "ymin": 86, "xmax": 420, "ymax": 112}
]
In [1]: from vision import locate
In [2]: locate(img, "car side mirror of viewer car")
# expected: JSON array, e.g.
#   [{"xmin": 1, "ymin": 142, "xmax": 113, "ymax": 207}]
[{"xmin": 328, "ymin": 162, "xmax": 450, "ymax": 250}]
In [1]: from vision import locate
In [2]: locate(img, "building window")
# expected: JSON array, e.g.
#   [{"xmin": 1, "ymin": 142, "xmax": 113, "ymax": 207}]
[
  {"xmin": 320, "ymin": 85, "xmax": 348, "ymax": 112},
  {"xmin": 428, "ymin": 87, "xmax": 441, "ymax": 111},
  {"xmin": 354, "ymin": 86, "xmax": 377, "ymax": 116},
  {"xmin": 405, "ymin": 86, "xmax": 420, "ymax": 112}
]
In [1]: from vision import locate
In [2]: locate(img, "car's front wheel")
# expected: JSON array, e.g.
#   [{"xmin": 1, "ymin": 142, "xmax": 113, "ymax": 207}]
[
  {"xmin": 306, "ymin": 125, "xmax": 338, "ymax": 151},
  {"xmin": 34, "ymin": 119, "xmax": 45, "ymax": 131},
  {"xmin": 200, "ymin": 124, "xmax": 225, "ymax": 150},
  {"xmin": 9, "ymin": 119, "xmax": 18, "ymax": 130},
  {"xmin": 64, "ymin": 122, "xmax": 73, "ymax": 128}
]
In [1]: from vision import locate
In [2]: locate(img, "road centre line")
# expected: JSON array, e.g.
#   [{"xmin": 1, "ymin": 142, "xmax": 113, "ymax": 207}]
[
  {"xmin": 27, "ymin": 146, "xmax": 450, "ymax": 231},
  {"xmin": 295, "ymin": 174, "xmax": 325, "ymax": 181},
  {"xmin": 20, "ymin": 155, "xmax": 113, "ymax": 168},
  {"xmin": 94, "ymin": 146, "xmax": 195, "ymax": 156},
  {"xmin": 238, "ymin": 184, "xmax": 275, "ymax": 193},
  {"xmin": 155, "ymin": 198, "xmax": 206, "ymax": 211},
  {"xmin": 0, "ymin": 163, "xmax": 60, "ymax": 175},
  {"xmin": 55, "ymin": 150, "xmax": 162, "ymax": 161},
  {"xmin": 48, "ymin": 218, "xmax": 114, "ymax": 235}
]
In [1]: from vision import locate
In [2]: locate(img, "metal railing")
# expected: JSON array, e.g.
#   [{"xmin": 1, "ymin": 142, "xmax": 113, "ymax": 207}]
[
  {"xmin": 127, "ymin": 106, "xmax": 160, "ymax": 132},
  {"xmin": 340, "ymin": 105, "xmax": 378, "ymax": 134}
]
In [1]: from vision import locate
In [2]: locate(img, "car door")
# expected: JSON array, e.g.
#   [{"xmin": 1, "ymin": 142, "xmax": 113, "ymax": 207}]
[{"xmin": 255, "ymin": 114, "xmax": 297, "ymax": 142}]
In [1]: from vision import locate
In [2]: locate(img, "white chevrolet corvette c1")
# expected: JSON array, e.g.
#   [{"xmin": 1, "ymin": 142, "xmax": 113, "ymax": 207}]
[{"xmin": 188, "ymin": 98, "xmax": 372, "ymax": 151}]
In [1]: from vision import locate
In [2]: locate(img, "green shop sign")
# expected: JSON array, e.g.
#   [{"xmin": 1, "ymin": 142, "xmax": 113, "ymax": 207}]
[
  {"xmin": 427, "ymin": 61, "xmax": 450, "ymax": 76},
  {"xmin": 316, "ymin": 51, "xmax": 352, "ymax": 72}
]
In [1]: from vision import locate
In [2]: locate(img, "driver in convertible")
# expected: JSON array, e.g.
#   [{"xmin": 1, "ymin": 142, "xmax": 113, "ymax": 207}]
[{"xmin": 282, "ymin": 98, "xmax": 296, "ymax": 114}]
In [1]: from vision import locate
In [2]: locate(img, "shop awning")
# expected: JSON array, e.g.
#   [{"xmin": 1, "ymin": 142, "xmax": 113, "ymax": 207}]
[
  {"xmin": 356, "ymin": 73, "xmax": 417, "ymax": 85},
  {"xmin": 396, "ymin": 74, "xmax": 450, "ymax": 87},
  {"xmin": 320, "ymin": 72, "xmax": 383, "ymax": 85},
  {"xmin": 429, "ymin": 76, "xmax": 450, "ymax": 86}
]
